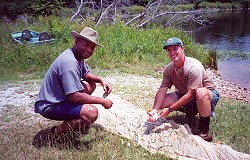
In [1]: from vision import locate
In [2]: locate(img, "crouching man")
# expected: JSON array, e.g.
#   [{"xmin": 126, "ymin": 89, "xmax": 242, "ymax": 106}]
[
  {"xmin": 148, "ymin": 37, "xmax": 220, "ymax": 142},
  {"xmin": 34, "ymin": 27, "xmax": 113, "ymax": 137}
]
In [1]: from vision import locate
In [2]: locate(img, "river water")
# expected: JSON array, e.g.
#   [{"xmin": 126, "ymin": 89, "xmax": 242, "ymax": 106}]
[{"xmin": 191, "ymin": 10, "xmax": 250, "ymax": 90}]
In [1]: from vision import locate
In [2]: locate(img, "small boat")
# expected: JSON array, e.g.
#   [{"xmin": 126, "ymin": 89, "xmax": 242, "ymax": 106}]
[{"xmin": 11, "ymin": 29, "xmax": 55, "ymax": 45}]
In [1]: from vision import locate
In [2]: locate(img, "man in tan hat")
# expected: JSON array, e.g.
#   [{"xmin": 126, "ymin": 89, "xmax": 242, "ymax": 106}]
[{"xmin": 35, "ymin": 27, "xmax": 113, "ymax": 141}]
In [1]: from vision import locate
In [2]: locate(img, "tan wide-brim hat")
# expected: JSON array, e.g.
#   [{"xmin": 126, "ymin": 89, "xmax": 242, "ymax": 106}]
[{"xmin": 71, "ymin": 27, "xmax": 103, "ymax": 47}]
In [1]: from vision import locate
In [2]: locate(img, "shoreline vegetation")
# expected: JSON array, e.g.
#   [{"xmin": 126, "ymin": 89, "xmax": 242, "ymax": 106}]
[{"xmin": 0, "ymin": 1, "xmax": 249, "ymax": 159}]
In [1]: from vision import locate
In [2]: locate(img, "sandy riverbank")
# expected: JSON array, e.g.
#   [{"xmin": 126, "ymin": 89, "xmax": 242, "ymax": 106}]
[{"xmin": 206, "ymin": 68, "xmax": 249, "ymax": 102}]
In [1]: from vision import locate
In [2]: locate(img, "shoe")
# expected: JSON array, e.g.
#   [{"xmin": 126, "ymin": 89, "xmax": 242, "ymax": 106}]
[{"xmin": 199, "ymin": 132, "xmax": 213, "ymax": 142}]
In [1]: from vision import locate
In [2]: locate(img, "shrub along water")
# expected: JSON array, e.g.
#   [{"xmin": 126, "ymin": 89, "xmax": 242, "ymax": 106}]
[{"xmin": 0, "ymin": 16, "xmax": 210, "ymax": 81}]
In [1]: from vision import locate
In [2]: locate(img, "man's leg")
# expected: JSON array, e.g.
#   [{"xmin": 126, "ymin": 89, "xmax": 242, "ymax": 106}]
[
  {"xmin": 195, "ymin": 87, "xmax": 213, "ymax": 142},
  {"xmin": 172, "ymin": 92, "xmax": 198, "ymax": 128},
  {"xmin": 52, "ymin": 80, "xmax": 98, "ymax": 135},
  {"xmin": 161, "ymin": 92, "xmax": 178, "ymax": 109},
  {"xmin": 53, "ymin": 104, "xmax": 98, "ymax": 135}
]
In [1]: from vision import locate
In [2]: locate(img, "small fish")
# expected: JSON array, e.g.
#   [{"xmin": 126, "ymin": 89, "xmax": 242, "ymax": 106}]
[
  {"xmin": 147, "ymin": 109, "xmax": 159, "ymax": 120},
  {"xmin": 103, "ymin": 92, "xmax": 108, "ymax": 98}
]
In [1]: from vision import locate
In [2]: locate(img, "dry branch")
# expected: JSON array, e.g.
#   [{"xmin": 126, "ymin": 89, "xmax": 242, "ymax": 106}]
[
  {"xmin": 137, "ymin": 1, "xmax": 178, "ymax": 28},
  {"xmin": 95, "ymin": 0, "xmax": 120, "ymax": 26},
  {"xmin": 70, "ymin": 0, "xmax": 83, "ymax": 22},
  {"xmin": 70, "ymin": 0, "xmax": 96, "ymax": 22}
]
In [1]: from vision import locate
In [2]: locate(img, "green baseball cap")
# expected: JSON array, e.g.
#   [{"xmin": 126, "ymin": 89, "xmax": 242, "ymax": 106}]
[{"xmin": 163, "ymin": 37, "xmax": 183, "ymax": 49}]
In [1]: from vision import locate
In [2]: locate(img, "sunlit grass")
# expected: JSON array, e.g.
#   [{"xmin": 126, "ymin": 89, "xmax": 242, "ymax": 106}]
[{"xmin": 211, "ymin": 98, "xmax": 250, "ymax": 153}]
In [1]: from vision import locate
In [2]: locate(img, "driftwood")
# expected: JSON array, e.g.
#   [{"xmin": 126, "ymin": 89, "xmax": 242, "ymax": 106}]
[
  {"xmin": 69, "ymin": 0, "xmax": 211, "ymax": 28},
  {"xmin": 70, "ymin": 0, "xmax": 96, "ymax": 22},
  {"xmin": 95, "ymin": 0, "xmax": 120, "ymax": 25},
  {"xmin": 70, "ymin": 0, "xmax": 83, "ymax": 22}
]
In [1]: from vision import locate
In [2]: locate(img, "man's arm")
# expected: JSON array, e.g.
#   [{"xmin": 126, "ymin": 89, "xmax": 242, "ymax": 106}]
[
  {"xmin": 153, "ymin": 87, "xmax": 168, "ymax": 110},
  {"xmin": 158, "ymin": 89, "xmax": 195, "ymax": 118},
  {"xmin": 84, "ymin": 73, "xmax": 112, "ymax": 94},
  {"xmin": 83, "ymin": 72, "xmax": 102, "ymax": 83},
  {"xmin": 170, "ymin": 89, "xmax": 195, "ymax": 111},
  {"xmin": 68, "ymin": 92, "xmax": 112, "ymax": 109},
  {"xmin": 147, "ymin": 87, "xmax": 167, "ymax": 122}
]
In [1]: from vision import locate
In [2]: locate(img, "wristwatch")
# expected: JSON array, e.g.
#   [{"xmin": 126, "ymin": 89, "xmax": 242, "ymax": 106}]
[{"xmin": 168, "ymin": 106, "xmax": 173, "ymax": 112}]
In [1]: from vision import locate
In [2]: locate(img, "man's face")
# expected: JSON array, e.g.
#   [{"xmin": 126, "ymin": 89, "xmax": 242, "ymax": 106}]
[
  {"xmin": 165, "ymin": 45, "xmax": 184, "ymax": 63},
  {"xmin": 75, "ymin": 38, "xmax": 96, "ymax": 59}
]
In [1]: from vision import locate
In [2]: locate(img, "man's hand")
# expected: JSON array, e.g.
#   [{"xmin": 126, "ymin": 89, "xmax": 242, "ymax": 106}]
[
  {"xmin": 101, "ymin": 79, "xmax": 112, "ymax": 96},
  {"xmin": 147, "ymin": 109, "xmax": 159, "ymax": 122},
  {"xmin": 102, "ymin": 98, "xmax": 113, "ymax": 109},
  {"xmin": 159, "ymin": 108, "xmax": 171, "ymax": 118}
]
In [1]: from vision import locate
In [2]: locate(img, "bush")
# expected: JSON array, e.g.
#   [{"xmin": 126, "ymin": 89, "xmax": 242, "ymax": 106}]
[{"xmin": 0, "ymin": 16, "xmax": 210, "ymax": 80}]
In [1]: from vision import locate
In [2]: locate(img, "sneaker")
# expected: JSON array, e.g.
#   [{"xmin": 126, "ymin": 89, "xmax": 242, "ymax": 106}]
[{"xmin": 199, "ymin": 132, "xmax": 213, "ymax": 142}]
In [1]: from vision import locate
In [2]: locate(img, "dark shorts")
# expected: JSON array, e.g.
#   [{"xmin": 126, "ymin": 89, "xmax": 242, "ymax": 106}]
[
  {"xmin": 42, "ymin": 101, "xmax": 83, "ymax": 121},
  {"xmin": 176, "ymin": 89, "xmax": 220, "ymax": 116}
]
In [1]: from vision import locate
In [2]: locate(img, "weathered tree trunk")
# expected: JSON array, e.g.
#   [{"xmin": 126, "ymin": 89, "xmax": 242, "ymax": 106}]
[{"xmin": 70, "ymin": 0, "xmax": 84, "ymax": 22}]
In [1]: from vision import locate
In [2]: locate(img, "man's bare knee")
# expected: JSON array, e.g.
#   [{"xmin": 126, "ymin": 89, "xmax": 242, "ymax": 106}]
[
  {"xmin": 80, "ymin": 104, "xmax": 98, "ymax": 123},
  {"xmin": 82, "ymin": 81, "xmax": 96, "ymax": 95},
  {"xmin": 196, "ymin": 88, "xmax": 211, "ymax": 101}
]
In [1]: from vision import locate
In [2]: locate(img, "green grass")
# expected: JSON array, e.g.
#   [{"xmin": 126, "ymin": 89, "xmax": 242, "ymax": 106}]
[
  {"xmin": 211, "ymin": 98, "xmax": 250, "ymax": 153},
  {"xmin": 0, "ymin": 122, "xmax": 168, "ymax": 160}
]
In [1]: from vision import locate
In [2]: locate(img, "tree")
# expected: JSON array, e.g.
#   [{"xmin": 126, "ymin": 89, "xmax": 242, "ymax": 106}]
[{"xmin": 69, "ymin": 0, "xmax": 211, "ymax": 28}]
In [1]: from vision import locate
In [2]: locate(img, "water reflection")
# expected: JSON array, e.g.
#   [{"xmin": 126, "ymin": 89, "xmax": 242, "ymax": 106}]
[
  {"xmin": 191, "ymin": 11, "xmax": 250, "ymax": 90},
  {"xmin": 218, "ymin": 59, "xmax": 250, "ymax": 90}
]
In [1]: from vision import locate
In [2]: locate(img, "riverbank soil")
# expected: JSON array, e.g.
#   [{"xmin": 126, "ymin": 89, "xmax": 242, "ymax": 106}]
[
  {"xmin": 0, "ymin": 71, "xmax": 249, "ymax": 128},
  {"xmin": 207, "ymin": 69, "xmax": 250, "ymax": 102}
]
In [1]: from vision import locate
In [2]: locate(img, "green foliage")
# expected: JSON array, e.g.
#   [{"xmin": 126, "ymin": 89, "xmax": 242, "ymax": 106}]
[
  {"xmin": 0, "ymin": 0, "xmax": 65, "ymax": 19},
  {"xmin": 176, "ymin": 4, "xmax": 195, "ymax": 11},
  {"xmin": 26, "ymin": 0, "xmax": 65, "ymax": 16},
  {"xmin": 0, "ymin": 16, "xmax": 209, "ymax": 81},
  {"xmin": 159, "ymin": 4, "xmax": 195, "ymax": 11},
  {"xmin": 126, "ymin": 5, "xmax": 145, "ymax": 13},
  {"xmin": 198, "ymin": 1, "xmax": 223, "ymax": 9},
  {"xmin": 211, "ymin": 98, "xmax": 250, "ymax": 153},
  {"xmin": 87, "ymin": 23, "xmax": 209, "ymax": 75},
  {"xmin": 49, "ymin": 17, "xmax": 73, "ymax": 43},
  {"xmin": 194, "ymin": 1, "xmax": 245, "ymax": 10}
]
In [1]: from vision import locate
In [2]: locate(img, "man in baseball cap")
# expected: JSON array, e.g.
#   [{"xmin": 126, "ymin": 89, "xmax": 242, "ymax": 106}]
[
  {"xmin": 148, "ymin": 37, "xmax": 220, "ymax": 142},
  {"xmin": 35, "ymin": 27, "xmax": 113, "ymax": 143}
]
